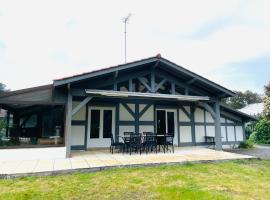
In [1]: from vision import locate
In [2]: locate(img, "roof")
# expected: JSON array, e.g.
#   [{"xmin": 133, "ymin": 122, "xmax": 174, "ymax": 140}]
[
  {"xmin": 238, "ymin": 103, "xmax": 263, "ymax": 116},
  {"xmin": 53, "ymin": 55, "xmax": 235, "ymax": 97},
  {"xmin": 221, "ymin": 104, "xmax": 258, "ymax": 121},
  {"xmin": 85, "ymin": 89, "xmax": 209, "ymax": 102}
]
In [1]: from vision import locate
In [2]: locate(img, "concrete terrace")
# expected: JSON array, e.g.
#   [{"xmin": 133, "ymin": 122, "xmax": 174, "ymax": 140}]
[{"xmin": 0, "ymin": 147, "xmax": 254, "ymax": 178}]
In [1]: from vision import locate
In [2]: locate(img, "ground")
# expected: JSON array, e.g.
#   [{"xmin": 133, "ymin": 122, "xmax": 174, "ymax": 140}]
[
  {"xmin": 0, "ymin": 159, "xmax": 270, "ymax": 200},
  {"xmin": 225, "ymin": 145, "xmax": 270, "ymax": 160}
]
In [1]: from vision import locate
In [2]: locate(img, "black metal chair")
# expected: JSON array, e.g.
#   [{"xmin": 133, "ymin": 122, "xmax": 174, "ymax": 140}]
[
  {"xmin": 164, "ymin": 133, "xmax": 174, "ymax": 153},
  {"xmin": 129, "ymin": 133, "xmax": 142, "ymax": 155},
  {"xmin": 142, "ymin": 132, "xmax": 157, "ymax": 153},
  {"xmin": 110, "ymin": 134, "xmax": 124, "ymax": 154},
  {"xmin": 122, "ymin": 132, "xmax": 133, "ymax": 153}
]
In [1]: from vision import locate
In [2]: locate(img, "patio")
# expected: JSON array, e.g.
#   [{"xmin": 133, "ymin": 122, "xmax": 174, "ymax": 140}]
[{"xmin": 0, "ymin": 147, "xmax": 254, "ymax": 177}]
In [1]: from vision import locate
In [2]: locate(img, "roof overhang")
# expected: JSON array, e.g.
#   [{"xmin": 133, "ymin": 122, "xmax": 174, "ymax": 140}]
[{"xmin": 85, "ymin": 89, "xmax": 209, "ymax": 102}]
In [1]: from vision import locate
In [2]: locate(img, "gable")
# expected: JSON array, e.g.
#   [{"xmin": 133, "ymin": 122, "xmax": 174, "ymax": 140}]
[{"xmin": 54, "ymin": 56, "xmax": 234, "ymax": 98}]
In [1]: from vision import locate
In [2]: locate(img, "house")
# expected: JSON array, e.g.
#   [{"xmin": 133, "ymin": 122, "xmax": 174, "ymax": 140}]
[{"xmin": 0, "ymin": 55, "xmax": 256, "ymax": 159}]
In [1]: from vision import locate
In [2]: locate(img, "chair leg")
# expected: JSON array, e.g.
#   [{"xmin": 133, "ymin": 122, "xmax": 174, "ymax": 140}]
[{"xmin": 112, "ymin": 146, "xmax": 114, "ymax": 154}]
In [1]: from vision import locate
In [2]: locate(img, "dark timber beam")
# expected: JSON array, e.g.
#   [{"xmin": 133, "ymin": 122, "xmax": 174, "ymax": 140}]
[
  {"xmin": 129, "ymin": 79, "xmax": 133, "ymax": 92},
  {"xmin": 154, "ymin": 79, "xmax": 166, "ymax": 92},
  {"xmin": 138, "ymin": 77, "xmax": 152, "ymax": 92},
  {"xmin": 72, "ymin": 96, "xmax": 92, "ymax": 116},
  {"xmin": 171, "ymin": 82, "xmax": 175, "ymax": 94},
  {"xmin": 151, "ymin": 72, "xmax": 155, "ymax": 93},
  {"xmin": 187, "ymin": 78, "xmax": 196, "ymax": 85}
]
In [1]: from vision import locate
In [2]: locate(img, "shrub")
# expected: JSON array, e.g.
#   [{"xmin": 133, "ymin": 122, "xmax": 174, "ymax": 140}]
[
  {"xmin": 239, "ymin": 140, "xmax": 254, "ymax": 149},
  {"xmin": 253, "ymin": 118, "xmax": 270, "ymax": 144}
]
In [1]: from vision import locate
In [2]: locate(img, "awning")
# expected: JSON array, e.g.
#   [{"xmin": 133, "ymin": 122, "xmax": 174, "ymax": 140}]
[{"xmin": 85, "ymin": 89, "xmax": 209, "ymax": 102}]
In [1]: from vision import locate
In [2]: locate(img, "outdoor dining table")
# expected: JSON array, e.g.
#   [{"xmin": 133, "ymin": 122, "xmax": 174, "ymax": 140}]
[{"xmin": 119, "ymin": 133, "xmax": 171, "ymax": 154}]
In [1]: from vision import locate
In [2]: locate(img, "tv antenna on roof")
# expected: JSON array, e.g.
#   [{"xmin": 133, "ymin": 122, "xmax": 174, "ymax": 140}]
[{"xmin": 122, "ymin": 13, "xmax": 132, "ymax": 63}]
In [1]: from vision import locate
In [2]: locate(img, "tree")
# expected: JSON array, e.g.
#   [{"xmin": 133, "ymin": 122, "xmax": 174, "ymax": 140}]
[
  {"xmin": 222, "ymin": 90, "xmax": 263, "ymax": 109},
  {"xmin": 0, "ymin": 83, "xmax": 7, "ymax": 93},
  {"xmin": 263, "ymin": 81, "xmax": 270, "ymax": 119}
]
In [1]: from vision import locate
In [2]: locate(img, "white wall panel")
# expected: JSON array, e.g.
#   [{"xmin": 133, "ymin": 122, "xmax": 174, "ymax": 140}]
[
  {"xmin": 179, "ymin": 109, "xmax": 190, "ymax": 122},
  {"xmin": 71, "ymin": 126, "xmax": 85, "ymax": 145},
  {"xmin": 205, "ymin": 111, "xmax": 214, "ymax": 123},
  {"xmin": 227, "ymin": 126, "xmax": 235, "ymax": 141},
  {"xmin": 235, "ymin": 126, "xmax": 244, "ymax": 141},
  {"xmin": 139, "ymin": 105, "xmax": 154, "ymax": 121},
  {"xmin": 195, "ymin": 108, "xmax": 204, "ymax": 122},
  {"xmin": 139, "ymin": 125, "xmax": 154, "ymax": 133},
  {"xmin": 180, "ymin": 126, "xmax": 192, "ymax": 143},
  {"xmin": 195, "ymin": 125, "xmax": 205, "ymax": 142},
  {"xmin": 221, "ymin": 126, "xmax": 227, "ymax": 142},
  {"xmin": 72, "ymin": 101, "xmax": 86, "ymax": 121},
  {"xmin": 119, "ymin": 125, "xmax": 135, "ymax": 137},
  {"xmin": 119, "ymin": 104, "xmax": 134, "ymax": 121},
  {"xmin": 206, "ymin": 126, "xmax": 215, "ymax": 137}
]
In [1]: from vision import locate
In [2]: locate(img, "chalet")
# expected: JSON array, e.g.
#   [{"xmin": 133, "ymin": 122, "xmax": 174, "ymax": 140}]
[{"xmin": 0, "ymin": 55, "xmax": 256, "ymax": 159}]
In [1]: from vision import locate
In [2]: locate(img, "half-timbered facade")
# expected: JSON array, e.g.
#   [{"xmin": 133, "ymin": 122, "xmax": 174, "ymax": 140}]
[{"xmin": 0, "ymin": 55, "xmax": 256, "ymax": 158}]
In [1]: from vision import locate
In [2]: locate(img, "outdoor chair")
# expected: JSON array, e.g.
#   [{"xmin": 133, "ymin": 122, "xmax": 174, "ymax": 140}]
[
  {"xmin": 142, "ymin": 132, "xmax": 157, "ymax": 153},
  {"xmin": 164, "ymin": 133, "xmax": 174, "ymax": 153},
  {"xmin": 110, "ymin": 134, "xmax": 124, "ymax": 154},
  {"xmin": 129, "ymin": 133, "xmax": 142, "ymax": 155}
]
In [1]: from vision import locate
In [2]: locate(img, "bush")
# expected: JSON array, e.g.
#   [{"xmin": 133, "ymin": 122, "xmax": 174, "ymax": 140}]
[
  {"xmin": 253, "ymin": 118, "xmax": 270, "ymax": 144},
  {"xmin": 239, "ymin": 140, "xmax": 254, "ymax": 149}
]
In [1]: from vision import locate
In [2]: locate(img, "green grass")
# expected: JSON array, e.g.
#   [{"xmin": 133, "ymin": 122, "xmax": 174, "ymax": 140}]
[{"xmin": 1, "ymin": 160, "xmax": 270, "ymax": 200}]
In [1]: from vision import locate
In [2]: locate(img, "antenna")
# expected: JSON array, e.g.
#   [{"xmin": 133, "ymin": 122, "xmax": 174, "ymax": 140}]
[{"xmin": 122, "ymin": 13, "xmax": 132, "ymax": 63}]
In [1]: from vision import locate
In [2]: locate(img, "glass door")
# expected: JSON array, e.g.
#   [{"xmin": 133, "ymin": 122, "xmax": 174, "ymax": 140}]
[
  {"xmin": 88, "ymin": 107, "xmax": 115, "ymax": 148},
  {"xmin": 156, "ymin": 109, "xmax": 177, "ymax": 144}
]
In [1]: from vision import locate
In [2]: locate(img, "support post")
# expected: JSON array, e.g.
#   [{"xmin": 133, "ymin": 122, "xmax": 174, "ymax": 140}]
[
  {"xmin": 151, "ymin": 72, "xmax": 155, "ymax": 93},
  {"xmin": 65, "ymin": 84, "xmax": 72, "ymax": 157},
  {"xmin": 129, "ymin": 79, "xmax": 133, "ymax": 92},
  {"xmin": 190, "ymin": 106, "xmax": 196, "ymax": 146},
  {"xmin": 5, "ymin": 111, "xmax": 10, "ymax": 137},
  {"xmin": 214, "ymin": 101, "xmax": 222, "ymax": 150}
]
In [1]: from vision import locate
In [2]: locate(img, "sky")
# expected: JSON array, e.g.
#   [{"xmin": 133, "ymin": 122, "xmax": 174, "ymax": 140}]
[{"xmin": 0, "ymin": 0, "xmax": 270, "ymax": 94}]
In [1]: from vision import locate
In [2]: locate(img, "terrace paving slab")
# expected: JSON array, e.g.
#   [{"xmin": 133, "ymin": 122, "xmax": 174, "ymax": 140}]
[{"xmin": 0, "ymin": 147, "xmax": 255, "ymax": 178}]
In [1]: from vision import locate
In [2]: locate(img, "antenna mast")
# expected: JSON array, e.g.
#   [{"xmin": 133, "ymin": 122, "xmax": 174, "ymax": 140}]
[{"xmin": 122, "ymin": 14, "xmax": 131, "ymax": 63}]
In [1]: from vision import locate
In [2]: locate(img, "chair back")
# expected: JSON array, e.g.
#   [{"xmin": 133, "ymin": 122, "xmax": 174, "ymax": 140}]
[{"xmin": 130, "ymin": 133, "xmax": 141, "ymax": 145}]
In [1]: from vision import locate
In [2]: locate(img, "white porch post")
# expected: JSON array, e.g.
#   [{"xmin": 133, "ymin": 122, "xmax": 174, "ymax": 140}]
[
  {"xmin": 214, "ymin": 101, "xmax": 222, "ymax": 150},
  {"xmin": 65, "ymin": 84, "xmax": 72, "ymax": 157}
]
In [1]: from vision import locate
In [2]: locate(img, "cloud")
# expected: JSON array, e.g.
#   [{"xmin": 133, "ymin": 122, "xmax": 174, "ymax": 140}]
[{"xmin": 0, "ymin": 0, "xmax": 269, "ymax": 92}]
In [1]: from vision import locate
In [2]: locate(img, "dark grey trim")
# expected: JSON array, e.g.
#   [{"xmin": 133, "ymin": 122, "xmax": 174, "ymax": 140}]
[
  {"xmin": 139, "ymin": 121, "xmax": 155, "ymax": 125},
  {"xmin": 179, "ymin": 142, "xmax": 194, "ymax": 147},
  {"xmin": 84, "ymin": 104, "xmax": 89, "ymax": 150},
  {"xmin": 178, "ymin": 122, "xmax": 192, "ymax": 126},
  {"xmin": 71, "ymin": 120, "xmax": 85, "ymax": 126},
  {"xmin": 135, "ymin": 103, "xmax": 139, "ymax": 134},
  {"xmin": 179, "ymin": 105, "xmax": 191, "ymax": 120},
  {"xmin": 119, "ymin": 121, "xmax": 134, "ymax": 125},
  {"xmin": 71, "ymin": 145, "xmax": 85, "ymax": 150},
  {"xmin": 177, "ymin": 108, "xmax": 180, "ymax": 146},
  {"xmin": 138, "ymin": 77, "xmax": 152, "ymax": 92}
]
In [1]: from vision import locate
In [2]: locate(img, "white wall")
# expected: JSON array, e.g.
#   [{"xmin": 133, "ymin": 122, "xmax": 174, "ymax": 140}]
[
  {"xmin": 0, "ymin": 147, "xmax": 66, "ymax": 161},
  {"xmin": 205, "ymin": 111, "xmax": 214, "ymax": 123},
  {"xmin": 71, "ymin": 126, "xmax": 85, "ymax": 146},
  {"xmin": 119, "ymin": 104, "xmax": 134, "ymax": 121},
  {"xmin": 179, "ymin": 126, "xmax": 192, "ymax": 143},
  {"xmin": 72, "ymin": 101, "xmax": 86, "ymax": 121},
  {"xmin": 227, "ymin": 126, "xmax": 235, "ymax": 141},
  {"xmin": 179, "ymin": 106, "xmax": 191, "ymax": 122},
  {"xmin": 139, "ymin": 105, "xmax": 154, "ymax": 121},
  {"xmin": 119, "ymin": 125, "xmax": 135, "ymax": 137},
  {"xmin": 206, "ymin": 126, "xmax": 215, "ymax": 137},
  {"xmin": 221, "ymin": 126, "xmax": 227, "ymax": 142},
  {"xmin": 235, "ymin": 126, "xmax": 244, "ymax": 141},
  {"xmin": 195, "ymin": 125, "xmax": 205, "ymax": 142},
  {"xmin": 194, "ymin": 108, "xmax": 204, "ymax": 122},
  {"xmin": 139, "ymin": 125, "xmax": 154, "ymax": 133}
]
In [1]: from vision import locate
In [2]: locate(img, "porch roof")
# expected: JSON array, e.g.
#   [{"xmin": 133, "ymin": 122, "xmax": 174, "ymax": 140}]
[{"xmin": 85, "ymin": 89, "xmax": 209, "ymax": 102}]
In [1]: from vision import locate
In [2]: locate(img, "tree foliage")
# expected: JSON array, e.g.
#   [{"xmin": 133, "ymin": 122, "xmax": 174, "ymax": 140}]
[
  {"xmin": 222, "ymin": 90, "xmax": 263, "ymax": 109},
  {"xmin": 0, "ymin": 83, "xmax": 7, "ymax": 93},
  {"xmin": 263, "ymin": 81, "xmax": 270, "ymax": 119},
  {"xmin": 252, "ymin": 118, "xmax": 270, "ymax": 144}
]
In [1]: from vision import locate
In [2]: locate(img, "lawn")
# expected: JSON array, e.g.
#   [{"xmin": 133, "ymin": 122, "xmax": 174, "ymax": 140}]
[{"xmin": 0, "ymin": 160, "xmax": 270, "ymax": 200}]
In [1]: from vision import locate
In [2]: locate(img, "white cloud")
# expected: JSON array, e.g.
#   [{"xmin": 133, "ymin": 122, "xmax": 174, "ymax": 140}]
[{"xmin": 0, "ymin": 0, "xmax": 269, "ymax": 92}]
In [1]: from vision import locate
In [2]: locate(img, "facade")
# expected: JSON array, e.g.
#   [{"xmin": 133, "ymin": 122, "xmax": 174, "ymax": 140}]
[{"xmin": 0, "ymin": 55, "xmax": 256, "ymax": 158}]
